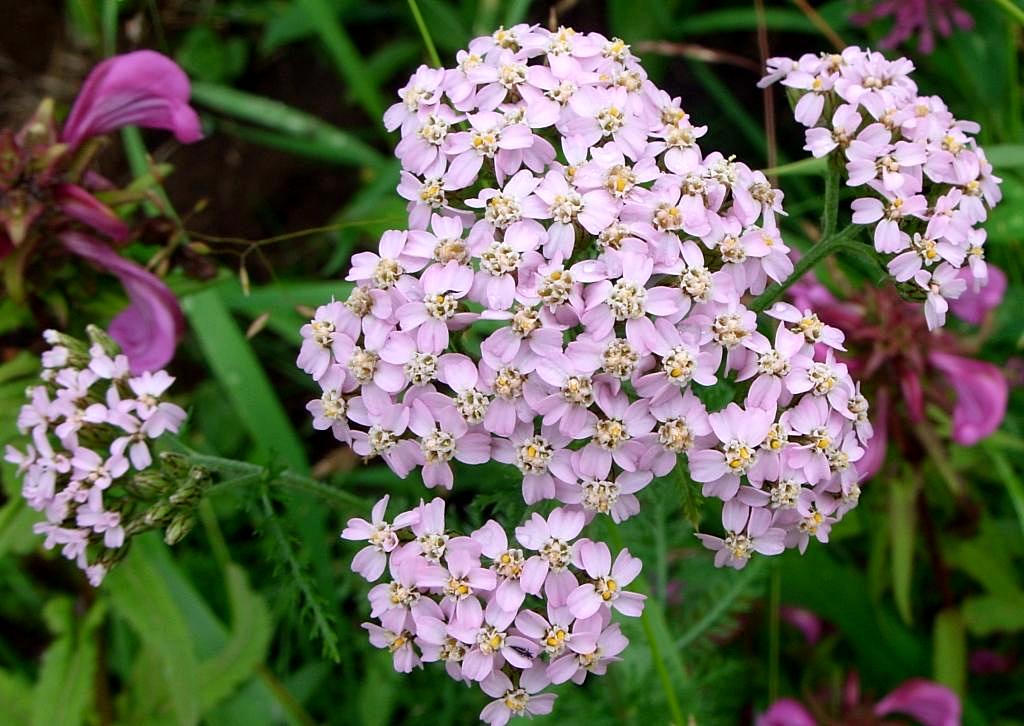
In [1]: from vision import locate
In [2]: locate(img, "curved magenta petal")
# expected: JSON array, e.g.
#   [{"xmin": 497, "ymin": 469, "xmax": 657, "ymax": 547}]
[
  {"xmin": 61, "ymin": 50, "xmax": 202, "ymax": 147},
  {"xmin": 756, "ymin": 699, "xmax": 816, "ymax": 726},
  {"xmin": 949, "ymin": 266, "xmax": 1007, "ymax": 325},
  {"xmin": 874, "ymin": 679, "xmax": 961, "ymax": 726},
  {"xmin": 55, "ymin": 184, "xmax": 130, "ymax": 241},
  {"xmin": 60, "ymin": 232, "xmax": 184, "ymax": 373},
  {"xmin": 928, "ymin": 351, "xmax": 1008, "ymax": 445}
]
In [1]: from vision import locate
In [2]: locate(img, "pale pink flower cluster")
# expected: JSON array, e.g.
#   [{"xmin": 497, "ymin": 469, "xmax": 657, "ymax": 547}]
[
  {"xmin": 4, "ymin": 330, "xmax": 185, "ymax": 585},
  {"xmin": 343, "ymin": 496, "xmax": 636, "ymax": 724},
  {"xmin": 760, "ymin": 47, "xmax": 1002, "ymax": 330},
  {"xmin": 302, "ymin": 26, "xmax": 874, "ymax": 719}
]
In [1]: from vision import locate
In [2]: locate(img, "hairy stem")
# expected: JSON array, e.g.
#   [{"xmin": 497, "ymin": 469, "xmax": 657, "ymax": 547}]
[
  {"xmin": 750, "ymin": 222, "xmax": 862, "ymax": 312},
  {"xmin": 188, "ymin": 450, "xmax": 370, "ymax": 510},
  {"xmin": 606, "ymin": 526, "xmax": 687, "ymax": 726}
]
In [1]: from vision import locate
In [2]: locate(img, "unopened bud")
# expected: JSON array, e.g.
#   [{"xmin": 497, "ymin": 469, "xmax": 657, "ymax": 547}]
[
  {"xmin": 142, "ymin": 500, "xmax": 175, "ymax": 528},
  {"xmin": 126, "ymin": 471, "xmax": 173, "ymax": 499},
  {"xmin": 164, "ymin": 512, "xmax": 195, "ymax": 545},
  {"xmin": 158, "ymin": 452, "xmax": 191, "ymax": 480},
  {"xmin": 86, "ymin": 325, "xmax": 121, "ymax": 357}
]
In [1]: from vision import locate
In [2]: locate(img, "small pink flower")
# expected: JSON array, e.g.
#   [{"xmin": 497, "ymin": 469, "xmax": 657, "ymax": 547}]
[{"xmin": 566, "ymin": 540, "xmax": 645, "ymax": 618}]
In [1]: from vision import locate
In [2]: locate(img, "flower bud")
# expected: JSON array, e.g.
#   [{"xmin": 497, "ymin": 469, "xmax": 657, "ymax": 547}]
[{"xmin": 164, "ymin": 512, "xmax": 195, "ymax": 546}]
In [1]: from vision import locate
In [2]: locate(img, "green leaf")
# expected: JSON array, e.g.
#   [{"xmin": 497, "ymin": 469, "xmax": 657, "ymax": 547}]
[
  {"xmin": 31, "ymin": 597, "xmax": 105, "ymax": 726},
  {"xmin": 182, "ymin": 287, "xmax": 308, "ymax": 472},
  {"xmin": 762, "ymin": 156, "xmax": 827, "ymax": 177},
  {"xmin": 189, "ymin": 83, "xmax": 385, "ymax": 168},
  {"xmin": 106, "ymin": 540, "xmax": 202, "ymax": 726},
  {"xmin": 983, "ymin": 441, "xmax": 1024, "ymax": 538},
  {"xmin": 0, "ymin": 669, "xmax": 32, "ymax": 724},
  {"xmin": 678, "ymin": 6, "xmax": 845, "ymax": 35},
  {"xmin": 890, "ymin": 476, "xmax": 918, "ymax": 625},
  {"xmin": 986, "ymin": 143, "xmax": 1024, "ymax": 169},
  {"xmin": 0, "ymin": 497, "xmax": 40, "ymax": 557},
  {"xmin": 933, "ymin": 608, "xmax": 966, "ymax": 695},
  {"xmin": 176, "ymin": 27, "xmax": 248, "ymax": 84},
  {"xmin": 296, "ymin": 0, "xmax": 388, "ymax": 121},
  {"xmin": 962, "ymin": 592, "xmax": 1024, "ymax": 635},
  {"xmin": 197, "ymin": 564, "xmax": 273, "ymax": 711}
]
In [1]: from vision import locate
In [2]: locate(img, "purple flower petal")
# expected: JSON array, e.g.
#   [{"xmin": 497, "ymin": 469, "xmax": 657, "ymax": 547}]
[
  {"xmin": 61, "ymin": 50, "xmax": 202, "ymax": 147},
  {"xmin": 61, "ymin": 232, "xmax": 184, "ymax": 373}
]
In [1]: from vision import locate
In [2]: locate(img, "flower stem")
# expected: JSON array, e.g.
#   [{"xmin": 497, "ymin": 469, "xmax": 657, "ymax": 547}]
[
  {"xmin": 186, "ymin": 449, "xmax": 370, "ymax": 510},
  {"xmin": 408, "ymin": 0, "xmax": 443, "ymax": 68},
  {"xmin": 749, "ymin": 222, "xmax": 862, "ymax": 312},
  {"xmin": 606, "ymin": 526, "xmax": 688, "ymax": 726},
  {"xmin": 767, "ymin": 562, "xmax": 781, "ymax": 703},
  {"xmin": 821, "ymin": 156, "xmax": 841, "ymax": 240}
]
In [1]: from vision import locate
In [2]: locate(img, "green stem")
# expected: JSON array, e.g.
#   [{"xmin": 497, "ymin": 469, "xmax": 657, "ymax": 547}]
[
  {"xmin": 821, "ymin": 156, "xmax": 841, "ymax": 241},
  {"xmin": 767, "ymin": 562, "xmax": 781, "ymax": 703},
  {"xmin": 606, "ymin": 526, "xmax": 687, "ymax": 726},
  {"xmin": 750, "ymin": 223, "xmax": 862, "ymax": 312},
  {"xmin": 993, "ymin": 0, "xmax": 1024, "ymax": 26},
  {"xmin": 188, "ymin": 451, "xmax": 370, "ymax": 510},
  {"xmin": 408, "ymin": 0, "xmax": 442, "ymax": 68},
  {"xmin": 256, "ymin": 665, "xmax": 318, "ymax": 726}
]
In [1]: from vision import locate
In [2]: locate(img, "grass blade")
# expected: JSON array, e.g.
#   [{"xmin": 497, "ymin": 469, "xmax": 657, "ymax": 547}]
[
  {"xmin": 190, "ymin": 83, "xmax": 385, "ymax": 168},
  {"xmin": 296, "ymin": 0, "xmax": 388, "ymax": 121},
  {"xmin": 182, "ymin": 287, "xmax": 308, "ymax": 472}
]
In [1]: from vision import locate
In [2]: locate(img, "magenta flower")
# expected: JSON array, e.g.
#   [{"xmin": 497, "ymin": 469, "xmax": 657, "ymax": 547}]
[
  {"xmin": 60, "ymin": 232, "xmax": 185, "ymax": 373},
  {"xmin": 853, "ymin": 0, "xmax": 974, "ymax": 54},
  {"xmin": 61, "ymin": 50, "xmax": 202, "ymax": 147},
  {"xmin": 928, "ymin": 352, "xmax": 1008, "ymax": 445}
]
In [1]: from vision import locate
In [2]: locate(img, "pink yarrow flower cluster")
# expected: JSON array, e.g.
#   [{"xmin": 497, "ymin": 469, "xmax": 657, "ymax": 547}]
[
  {"xmin": 4, "ymin": 328, "xmax": 186, "ymax": 585},
  {"xmin": 300, "ymin": 25, "xmax": 875, "ymax": 721},
  {"xmin": 343, "ymin": 497, "xmax": 637, "ymax": 724},
  {"xmin": 760, "ymin": 47, "xmax": 1002, "ymax": 330}
]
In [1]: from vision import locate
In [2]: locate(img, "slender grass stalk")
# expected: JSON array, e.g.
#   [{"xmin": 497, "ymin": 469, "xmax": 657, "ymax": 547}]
[
  {"xmin": 767, "ymin": 563, "xmax": 781, "ymax": 703},
  {"xmin": 605, "ymin": 526, "xmax": 687, "ymax": 726},
  {"xmin": 408, "ymin": 0, "xmax": 443, "ymax": 68},
  {"xmin": 993, "ymin": 0, "xmax": 1024, "ymax": 26}
]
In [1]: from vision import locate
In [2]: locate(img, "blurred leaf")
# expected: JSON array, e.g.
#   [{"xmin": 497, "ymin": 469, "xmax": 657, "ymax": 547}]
[
  {"xmin": 177, "ymin": 27, "xmax": 248, "ymax": 84},
  {"xmin": 781, "ymin": 546, "xmax": 928, "ymax": 685},
  {"xmin": 0, "ymin": 669, "xmax": 32, "ymax": 724},
  {"xmin": 962, "ymin": 592, "xmax": 1024, "ymax": 635},
  {"xmin": 417, "ymin": 0, "xmax": 470, "ymax": 52},
  {"xmin": 261, "ymin": 0, "xmax": 349, "ymax": 53},
  {"xmin": 889, "ymin": 476, "xmax": 917, "ymax": 625},
  {"xmin": 0, "ymin": 498, "xmax": 40, "ymax": 557},
  {"xmin": 678, "ymin": 7, "xmax": 845, "ymax": 35},
  {"xmin": 106, "ymin": 543, "xmax": 201, "ymax": 726},
  {"xmin": 933, "ymin": 608, "xmax": 966, "ymax": 696},
  {"xmin": 196, "ymin": 564, "xmax": 273, "ymax": 711},
  {"xmin": 182, "ymin": 287, "xmax": 308, "ymax": 472},
  {"xmin": 31, "ymin": 597, "xmax": 105, "ymax": 726},
  {"xmin": 984, "ymin": 441, "xmax": 1024, "ymax": 538},
  {"xmin": 358, "ymin": 652, "xmax": 400, "ymax": 726},
  {"xmin": 987, "ymin": 144, "xmax": 1024, "ymax": 169},
  {"xmin": 296, "ymin": 0, "xmax": 387, "ymax": 120},
  {"xmin": 190, "ymin": 83, "xmax": 386, "ymax": 168},
  {"xmin": 502, "ymin": 0, "xmax": 533, "ymax": 27}
]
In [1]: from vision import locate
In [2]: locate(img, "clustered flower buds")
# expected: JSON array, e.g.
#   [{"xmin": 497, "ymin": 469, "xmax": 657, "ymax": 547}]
[
  {"xmin": 301, "ymin": 25, "xmax": 876, "ymax": 721},
  {"xmin": 760, "ymin": 46, "xmax": 1002, "ymax": 330},
  {"xmin": 5, "ymin": 327, "xmax": 198, "ymax": 585},
  {"xmin": 344, "ymin": 496, "xmax": 638, "ymax": 724}
]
